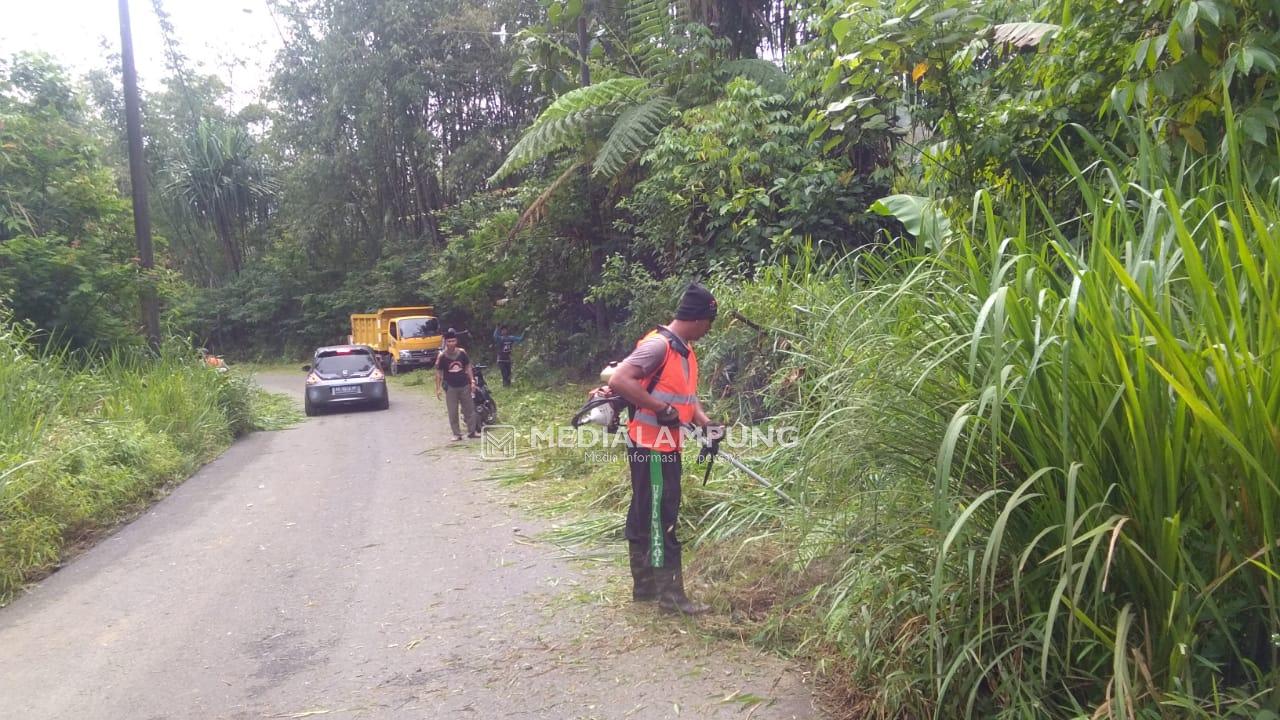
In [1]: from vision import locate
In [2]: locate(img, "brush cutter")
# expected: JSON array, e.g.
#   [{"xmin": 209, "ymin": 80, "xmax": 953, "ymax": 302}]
[{"xmin": 570, "ymin": 362, "xmax": 792, "ymax": 503}]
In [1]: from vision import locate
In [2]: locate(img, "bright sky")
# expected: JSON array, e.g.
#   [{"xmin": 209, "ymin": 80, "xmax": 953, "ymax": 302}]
[{"xmin": 0, "ymin": 0, "xmax": 283, "ymax": 105}]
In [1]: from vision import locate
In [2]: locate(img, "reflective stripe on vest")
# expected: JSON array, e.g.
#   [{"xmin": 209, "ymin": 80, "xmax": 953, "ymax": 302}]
[
  {"xmin": 631, "ymin": 409, "xmax": 663, "ymax": 427},
  {"xmin": 627, "ymin": 329, "xmax": 698, "ymax": 452},
  {"xmin": 651, "ymin": 390, "xmax": 698, "ymax": 405}
]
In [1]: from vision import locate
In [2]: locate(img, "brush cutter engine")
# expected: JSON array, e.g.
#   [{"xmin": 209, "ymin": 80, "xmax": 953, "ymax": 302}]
[
  {"xmin": 570, "ymin": 385, "xmax": 628, "ymax": 433},
  {"xmin": 570, "ymin": 362, "xmax": 630, "ymax": 432}
]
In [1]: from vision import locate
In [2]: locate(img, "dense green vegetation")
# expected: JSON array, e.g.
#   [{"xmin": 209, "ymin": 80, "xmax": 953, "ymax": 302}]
[
  {"xmin": 0, "ymin": 309, "xmax": 296, "ymax": 604},
  {"xmin": 3, "ymin": 0, "xmax": 1278, "ymax": 714},
  {"xmin": 697, "ymin": 127, "xmax": 1280, "ymax": 718},
  {"xmin": 501, "ymin": 123, "xmax": 1280, "ymax": 715},
  {"xmin": 0, "ymin": 53, "xmax": 291, "ymax": 605}
]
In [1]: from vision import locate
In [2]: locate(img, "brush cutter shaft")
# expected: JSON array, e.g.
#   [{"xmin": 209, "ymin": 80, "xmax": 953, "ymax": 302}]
[
  {"xmin": 682, "ymin": 424, "xmax": 793, "ymax": 504},
  {"xmin": 713, "ymin": 447, "xmax": 794, "ymax": 504}
]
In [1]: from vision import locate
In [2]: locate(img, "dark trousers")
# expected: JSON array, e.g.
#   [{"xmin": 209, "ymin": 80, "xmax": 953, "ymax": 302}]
[
  {"xmin": 625, "ymin": 447, "xmax": 683, "ymax": 569},
  {"xmin": 498, "ymin": 360, "xmax": 512, "ymax": 387}
]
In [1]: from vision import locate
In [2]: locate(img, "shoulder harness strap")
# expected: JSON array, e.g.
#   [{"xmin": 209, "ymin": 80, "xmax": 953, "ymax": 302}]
[{"xmin": 629, "ymin": 327, "xmax": 678, "ymax": 422}]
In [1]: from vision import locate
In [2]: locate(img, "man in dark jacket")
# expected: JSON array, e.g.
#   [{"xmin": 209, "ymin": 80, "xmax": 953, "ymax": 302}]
[{"xmin": 493, "ymin": 326, "xmax": 524, "ymax": 387}]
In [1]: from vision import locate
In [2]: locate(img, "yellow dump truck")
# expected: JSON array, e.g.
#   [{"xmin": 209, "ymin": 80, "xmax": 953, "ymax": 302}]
[{"xmin": 349, "ymin": 306, "xmax": 443, "ymax": 375}]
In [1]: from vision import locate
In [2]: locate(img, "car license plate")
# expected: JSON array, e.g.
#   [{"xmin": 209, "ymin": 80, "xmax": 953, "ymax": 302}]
[{"xmin": 332, "ymin": 385, "xmax": 362, "ymax": 396}]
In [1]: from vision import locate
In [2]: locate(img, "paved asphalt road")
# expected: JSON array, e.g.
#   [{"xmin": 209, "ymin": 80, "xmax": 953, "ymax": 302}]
[{"xmin": 0, "ymin": 370, "xmax": 816, "ymax": 719}]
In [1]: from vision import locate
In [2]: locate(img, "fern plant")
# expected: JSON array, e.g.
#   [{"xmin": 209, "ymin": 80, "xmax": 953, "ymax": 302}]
[
  {"xmin": 489, "ymin": 0, "xmax": 787, "ymax": 187},
  {"xmin": 489, "ymin": 77, "xmax": 655, "ymax": 181}
]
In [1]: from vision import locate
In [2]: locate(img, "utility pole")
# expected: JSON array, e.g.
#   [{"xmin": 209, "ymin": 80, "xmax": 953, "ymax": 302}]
[
  {"xmin": 118, "ymin": 0, "xmax": 162, "ymax": 349},
  {"xmin": 577, "ymin": 11, "xmax": 608, "ymax": 332},
  {"xmin": 577, "ymin": 14, "xmax": 591, "ymax": 85}
]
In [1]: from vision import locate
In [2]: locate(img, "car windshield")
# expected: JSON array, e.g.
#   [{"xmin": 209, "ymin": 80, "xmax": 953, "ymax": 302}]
[
  {"xmin": 398, "ymin": 317, "xmax": 438, "ymax": 338},
  {"xmin": 314, "ymin": 353, "xmax": 374, "ymax": 376}
]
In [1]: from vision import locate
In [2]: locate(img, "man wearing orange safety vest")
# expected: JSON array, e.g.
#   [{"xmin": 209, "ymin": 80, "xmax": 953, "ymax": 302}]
[{"xmin": 607, "ymin": 283, "xmax": 719, "ymax": 615}]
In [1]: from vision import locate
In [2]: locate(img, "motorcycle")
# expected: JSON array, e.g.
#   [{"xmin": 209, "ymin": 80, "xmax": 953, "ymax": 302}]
[{"xmin": 472, "ymin": 364, "xmax": 499, "ymax": 426}]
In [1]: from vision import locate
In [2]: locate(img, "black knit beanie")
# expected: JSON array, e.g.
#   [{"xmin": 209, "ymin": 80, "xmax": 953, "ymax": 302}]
[{"xmin": 674, "ymin": 283, "xmax": 718, "ymax": 321}]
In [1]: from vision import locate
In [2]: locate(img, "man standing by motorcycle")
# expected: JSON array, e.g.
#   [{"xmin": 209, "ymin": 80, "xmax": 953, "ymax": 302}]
[
  {"xmin": 607, "ymin": 283, "xmax": 718, "ymax": 615},
  {"xmin": 435, "ymin": 329, "xmax": 479, "ymax": 441}
]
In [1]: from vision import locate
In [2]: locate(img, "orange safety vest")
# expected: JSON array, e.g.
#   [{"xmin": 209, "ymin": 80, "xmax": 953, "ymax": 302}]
[{"xmin": 627, "ymin": 328, "xmax": 699, "ymax": 452}]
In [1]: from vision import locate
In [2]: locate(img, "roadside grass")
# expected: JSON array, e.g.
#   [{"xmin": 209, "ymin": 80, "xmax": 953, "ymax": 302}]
[
  {"xmin": 485, "ymin": 383, "xmax": 625, "ymax": 525},
  {"xmin": 0, "ymin": 313, "xmax": 299, "ymax": 604},
  {"xmin": 482, "ymin": 123, "xmax": 1280, "ymax": 718},
  {"xmin": 712, "ymin": 126, "xmax": 1279, "ymax": 717}
]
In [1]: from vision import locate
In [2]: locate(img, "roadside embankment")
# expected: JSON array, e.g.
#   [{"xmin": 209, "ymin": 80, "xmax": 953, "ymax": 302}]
[{"xmin": 0, "ymin": 315, "xmax": 296, "ymax": 604}]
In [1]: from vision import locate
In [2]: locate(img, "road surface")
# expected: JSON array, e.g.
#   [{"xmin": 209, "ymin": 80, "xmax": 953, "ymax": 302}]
[{"xmin": 0, "ymin": 370, "xmax": 815, "ymax": 719}]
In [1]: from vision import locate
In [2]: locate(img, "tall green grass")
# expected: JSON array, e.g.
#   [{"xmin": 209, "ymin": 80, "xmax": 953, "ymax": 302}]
[
  {"xmin": 692, "ymin": 121, "xmax": 1280, "ymax": 717},
  {"xmin": 692, "ymin": 250, "xmax": 964, "ymax": 716},
  {"xmin": 915, "ymin": 122, "xmax": 1279, "ymax": 717},
  {"xmin": 0, "ymin": 309, "xmax": 290, "ymax": 604}
]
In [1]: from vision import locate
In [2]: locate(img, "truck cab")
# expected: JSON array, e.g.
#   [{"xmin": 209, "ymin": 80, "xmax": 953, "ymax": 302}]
[{"xmin": 386, "ymin": 314, "xmax": 441, "ymax": 374}]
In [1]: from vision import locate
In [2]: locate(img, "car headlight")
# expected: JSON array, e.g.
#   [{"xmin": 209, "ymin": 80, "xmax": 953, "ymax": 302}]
[{"xmin": 399, "ymin": 350, "xmax": 411, "ymax": 358}]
